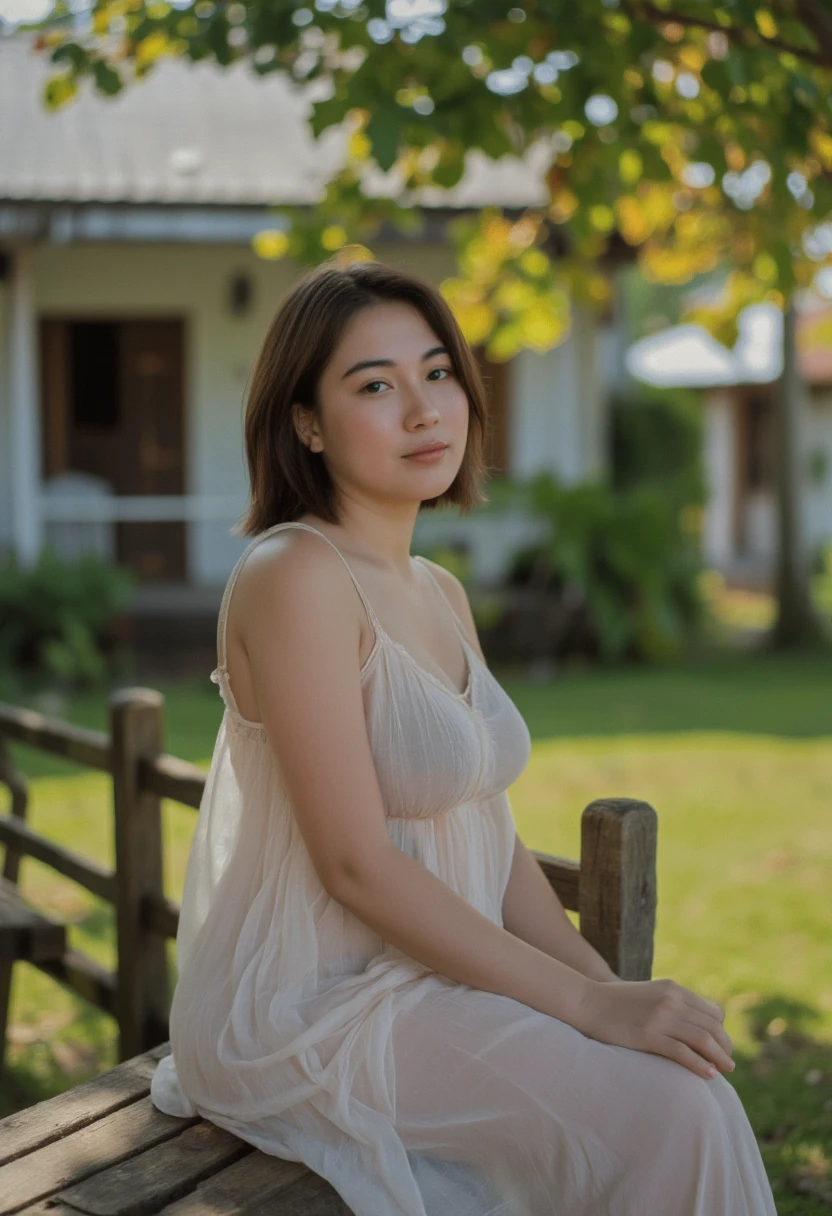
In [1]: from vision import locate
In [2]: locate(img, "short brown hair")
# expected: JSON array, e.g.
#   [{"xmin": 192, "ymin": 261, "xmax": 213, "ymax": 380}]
[{"xmin": 237, "ymin": 258, "xmax": 490, "ymax": 535}]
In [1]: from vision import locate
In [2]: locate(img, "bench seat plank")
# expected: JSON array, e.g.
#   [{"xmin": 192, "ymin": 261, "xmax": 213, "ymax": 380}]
[
  {"xmin": 0, "ymin": 1045, "xmax": 170, "ymax": 1168},
  {"xmin": 57, "ymin": 1122, "xmax": 253, "ymax": 1216},
  {"xmin": 158, "ymin": 1152, "xmax": 312, "ymax": 1216},
  {"xmin": 0, "ymin": 1097, "xmax": 198, "ymax": 1216},
  {"xmin": 0, "ymin": 877, "xmax": 66, "ymax": 964}
]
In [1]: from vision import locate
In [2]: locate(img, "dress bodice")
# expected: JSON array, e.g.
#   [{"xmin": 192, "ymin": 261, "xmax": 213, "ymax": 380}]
[{"xmin": 210, "ymin": 521, "xmax": 532, "ymax": 822}]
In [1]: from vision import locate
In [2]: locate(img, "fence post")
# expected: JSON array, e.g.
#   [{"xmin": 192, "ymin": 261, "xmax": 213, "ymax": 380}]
[
  {"xmin": 110, "ymin": 688, "xmax": 169, "ymax": 1060},
  {"xmin": 0, "ymin": 734, "xmax": 30, "ymax": 1066},
  {"xmin": 578, "ymin": 797, "xmax": 658, "ymax": 981}
]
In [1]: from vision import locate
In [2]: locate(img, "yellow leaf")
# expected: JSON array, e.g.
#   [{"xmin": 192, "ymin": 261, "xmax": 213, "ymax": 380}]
[
  {"xmin": 615, "ymin": 195, "xmax": 651, "ymax": 245},
  {"xmin": 321, "ymin": 225, "xmax": 347, "ymax": 251},
  {"xmin": 755, "ymin": 9, "xmax": 778, "ymax": 39},
  {"xmin": 520, "ymin": 307, "xmax": 568, "ymax": 349},
  {"xmin": 251, "ymin": 229, "xmax": 289, "ymax": 260},
  {"xmin": 43, "ymin": 72, "xmax": 77, "ymax": 109},
  {"xmin": 641, "ymin": 244, "xmax": 721, "ymax": 284},
  {"xmin": 619, "ymin": 148, "xmax": 642, "ymax": 185},
  {"xmin": 334, "ymin": 244, "xmax": 374, "ymax": 265},
  {"xmin": 678, "ymin": 46, "xmax": 705, "ymax": 71},
  {"xmin": 811, "ymin": 131, "xmax": 832, "ymax": 169},
  {"xmin": 486, "ymin": 323, "xmax": 523, "ymax": 361},
  {"xmin": 589, "ymin": 204, "xmax": 615, "ymax": 232},
  {"xmin": 753, "ymin": 251, "xmax": 778, "ymax": 283},
  {"xmin": 493, "ymin": 278, "xmax": 536, "ymax": 313},
  {"xmin": 519, "ymin": 247, "xmax": 551, "ymax": 277},
  {"xmin": 135, "ymin": 31, "xmax": 168, "ymax": 67},
  {"xmin": 348, "ymin": 130, "xmax": 372, "ymax": 160},
  {"xmin": 449, "ymin": 301, "xmax": 496, "ymax": 346},
  {"xmin": 548, "ymin": 188, "xmax": 579, "ymax": 223},
  {"xmin": 561, "ymin": 119, "xmax": 585, "ymax": 141}
]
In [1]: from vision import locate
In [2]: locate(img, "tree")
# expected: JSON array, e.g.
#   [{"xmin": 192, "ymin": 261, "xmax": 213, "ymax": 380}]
[{"xmin": 32, "ymin": 0, "xmax": 832, "ymax": 643}]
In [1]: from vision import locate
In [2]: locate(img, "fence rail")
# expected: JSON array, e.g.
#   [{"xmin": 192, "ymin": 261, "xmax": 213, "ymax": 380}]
[{"xmin": 0, "ymin": 690, "xmax": 657, "ymax": 1061}]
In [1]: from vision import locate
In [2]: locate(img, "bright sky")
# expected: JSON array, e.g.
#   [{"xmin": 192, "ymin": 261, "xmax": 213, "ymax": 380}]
[{"xmin": 0, "ymin": 0, "xmax": 54, "ymax": 23}]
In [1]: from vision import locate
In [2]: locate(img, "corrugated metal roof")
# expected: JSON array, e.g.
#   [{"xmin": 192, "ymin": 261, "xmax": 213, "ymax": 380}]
[{"xmin": 0, "ymin": 33, "xmax": 551, "ymax": 209}]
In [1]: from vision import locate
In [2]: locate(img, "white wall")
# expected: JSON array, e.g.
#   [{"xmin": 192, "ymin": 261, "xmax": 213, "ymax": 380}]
[
  {"xmin": 702, "ymin": 389, "xmax": 736, "ymax": 568},
  {"xmin": 509, "ymin": 303, "xmax": 605, "ymax": 485}
]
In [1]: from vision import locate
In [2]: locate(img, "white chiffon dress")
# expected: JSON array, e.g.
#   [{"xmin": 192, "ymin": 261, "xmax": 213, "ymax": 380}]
[{"xmin": 150, "ymin": 520, "xmax": 777, "ymax": 1216}]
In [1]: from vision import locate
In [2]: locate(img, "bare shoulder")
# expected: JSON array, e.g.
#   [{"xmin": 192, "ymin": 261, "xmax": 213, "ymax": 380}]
[
  {"xmin": 417, "ymin": 555, "xmax": 485, "ymax": 661},
  {"xmin": 230, "ymin": 528, "xmax": 364, "ymax": 649}
]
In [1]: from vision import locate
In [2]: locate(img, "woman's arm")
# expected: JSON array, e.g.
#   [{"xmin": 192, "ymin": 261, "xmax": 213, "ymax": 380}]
[{"xmin": 501, "ymin": 832, "xmax": 622, "ymax": 983}]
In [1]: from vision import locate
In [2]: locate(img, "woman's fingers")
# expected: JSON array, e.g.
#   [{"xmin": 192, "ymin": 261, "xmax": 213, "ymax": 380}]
[
  {"xmin": 681, "ymin": 1012, "xmax": 734, "ymax": 1059},
  {"xmin": 678, "ymin": 1020, "xmax": 735, "ymax": 1072},
  {"xmin": 655, "ymin": 1035, "xmax": 726, "ymax": 1080},
  {"xmin": 685, "ymin": 990, "xmax": 726, "ymax": 1023}
]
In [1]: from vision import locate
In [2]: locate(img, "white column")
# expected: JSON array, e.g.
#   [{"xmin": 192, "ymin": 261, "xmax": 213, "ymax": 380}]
[
  {"xmin": 8, "ymin": 244, "xmax": 41, "ymax": 565},
  {"xmin": 702, "ymin": 390, "xmax": 736, "ymax": 569}
]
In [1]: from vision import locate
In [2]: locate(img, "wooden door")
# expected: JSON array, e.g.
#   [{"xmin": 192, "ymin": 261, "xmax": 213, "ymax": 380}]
[{"xmin": 40, "ymin": 318, "xmax": 186, "ymax": 582}]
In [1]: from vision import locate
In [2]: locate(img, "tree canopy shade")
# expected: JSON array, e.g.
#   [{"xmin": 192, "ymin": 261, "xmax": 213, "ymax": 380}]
[
  {"xmin": 30, "ymin": 0, "xmax": 832, "ymax": 643},
  {"xmin": 32, "ymin": 0, "xmax": 832, "ymax": 355}
]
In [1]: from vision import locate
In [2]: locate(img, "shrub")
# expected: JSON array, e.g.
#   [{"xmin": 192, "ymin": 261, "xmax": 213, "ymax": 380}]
[
  {"xmin": 0, "ymin": 547, "xmax": 136, "ymax": 686},
  {"xmin": 510, "ymin": 471, "xmax": 707, "ymax": 663}
]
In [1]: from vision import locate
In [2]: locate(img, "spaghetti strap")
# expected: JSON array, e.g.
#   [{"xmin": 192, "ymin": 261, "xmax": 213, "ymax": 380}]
[
  {"xmin": 412, "ymin": 554, "xmax": 471, "ymax": 647},
  {"xmin": 213, "ymin": 521, "xmax": 382, "ymax": 693}
]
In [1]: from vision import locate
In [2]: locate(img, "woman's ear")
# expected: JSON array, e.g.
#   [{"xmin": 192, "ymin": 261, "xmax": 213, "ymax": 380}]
[{"xmin": 292, "ymin": 403, "xmax": 323, "ymax": 453}]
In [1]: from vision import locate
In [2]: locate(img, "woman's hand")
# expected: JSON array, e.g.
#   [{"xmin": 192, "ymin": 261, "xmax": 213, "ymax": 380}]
[{"xmin": 575, "ymin": 977, "xmax": 735, "ymax": 1080}]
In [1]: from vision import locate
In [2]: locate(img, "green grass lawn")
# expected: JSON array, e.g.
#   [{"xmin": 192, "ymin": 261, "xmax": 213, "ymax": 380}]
[{"xmin": 1, "ymin": 648, "xmax": 831, "ymax": 1212}]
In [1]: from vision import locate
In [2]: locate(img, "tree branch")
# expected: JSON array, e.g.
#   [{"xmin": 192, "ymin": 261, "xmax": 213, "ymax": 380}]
[
  {"xmin": 794, "ymin": 0, "xmax": 832, "ymax": 64},
  {"xmin": 626, "ymin": 0, "xmax": 831, "ymax": 68}
]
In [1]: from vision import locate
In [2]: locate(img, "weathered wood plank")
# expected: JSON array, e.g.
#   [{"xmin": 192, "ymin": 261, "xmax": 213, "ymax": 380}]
[
  {"xmin": 0, "ymin": 816, "xmax": 116, "ymax": 903},
  {"xmin": 15, "ymin": 1202, "xmax": 81, "ymax": 1216},
  {"xmin": 0, "ymin": 705, "xmax": 111, "ymax": 772},
  {"xmin": 57, "ymin": 1121, "xmax": 251, "ymax": 1216},
  {"xmin": 35, "ymin": 947, "xmax": 117, "ymax": 1018},
  {"xmin": 0, "ymin": 734, "xmax": 29, "ymax": 1071},
  {"xmin": 0, "ymin": 1095, "xmax": 197, "ymax": 1214},
  {"xmin": 0, "ymin": 733, "xmax": 28, "ymax": 885},
  {"xmin": 0, "ymin": 877, "xmax": 66, "ymax": 962},
  {"xmin": 0, "ymin": 1045, "xmax": 170, "ymax": 1168},
  {"xmin": 255, "ymin": 1171, "xmax": 353, "ymax": 1216},
  {"xmin": 159, "ymin": 1152, "xmax": 311, "ymax": 1216},
  {"xmin": 110, "ymin": 691, "xmax": 169, "ymax": 1060},
  {"xmin": 530, "ymin": 850, "xmax": 579, "ymax": 912},
  {"xmin": 578, "ymin": 797, "xmax": 657, "ymax": 981},
  {"xmin": 142, "ymin": 893, "xmax": 179, "ymax": 941},
  {"xmin": 138, "ymin": 755, "xmax": 204, "ymax": 811}
]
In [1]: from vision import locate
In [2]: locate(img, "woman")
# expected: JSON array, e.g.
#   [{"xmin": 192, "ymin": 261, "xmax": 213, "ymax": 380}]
[{"xmin": 151, "ymin": 259, "xmax": 777, "ymax": 1215}]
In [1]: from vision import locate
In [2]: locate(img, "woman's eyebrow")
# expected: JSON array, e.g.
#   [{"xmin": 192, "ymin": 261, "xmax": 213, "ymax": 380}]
[{"xmin": 340, "ymin": 345, "xmax": 450, "ymax": 380}]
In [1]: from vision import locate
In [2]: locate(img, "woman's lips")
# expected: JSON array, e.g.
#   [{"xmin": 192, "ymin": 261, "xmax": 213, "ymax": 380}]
[{"xmin": 403, "ymin": 445, "xmax": 448, "ymax": 463}]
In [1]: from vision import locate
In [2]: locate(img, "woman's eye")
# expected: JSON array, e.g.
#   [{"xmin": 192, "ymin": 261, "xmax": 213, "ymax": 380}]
[{"xmin": 360, "ymin": 367, "xmax": 453, "ymax": 394}]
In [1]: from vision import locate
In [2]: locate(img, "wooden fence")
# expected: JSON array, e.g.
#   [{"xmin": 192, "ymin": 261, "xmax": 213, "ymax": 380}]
[{"xmin": 0, "ymin": 689, "xmax": 657, "ymax": 1061}]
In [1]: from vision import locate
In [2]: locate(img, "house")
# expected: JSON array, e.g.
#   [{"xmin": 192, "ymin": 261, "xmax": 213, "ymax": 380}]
[
  {"xmin": 626, "ymin": 298, "xmax": 832, "ymax": 587},
  {"xmin": 0, "ymin": 33, "xmax": 621, "ymax": 606}
]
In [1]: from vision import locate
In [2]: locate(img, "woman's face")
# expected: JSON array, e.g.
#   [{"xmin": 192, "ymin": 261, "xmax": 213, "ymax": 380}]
[{"xmin": 298, "ymin": 300, "xmax": 470, "ymax": 510}]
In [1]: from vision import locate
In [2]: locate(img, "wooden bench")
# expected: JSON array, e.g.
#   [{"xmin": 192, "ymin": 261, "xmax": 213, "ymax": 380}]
[{"xmin": 0, "ymin": 688, "xmax": 658, "ymax": 1212}]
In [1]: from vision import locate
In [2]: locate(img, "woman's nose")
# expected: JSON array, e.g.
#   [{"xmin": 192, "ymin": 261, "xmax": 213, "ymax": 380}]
[{"xmin": 405, "ymin": 386, "xmax": 441, "ymax": 424}]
